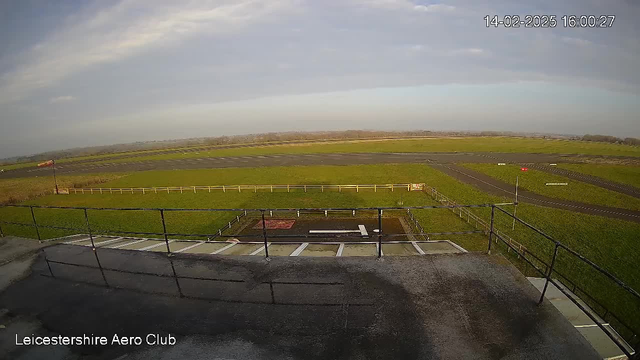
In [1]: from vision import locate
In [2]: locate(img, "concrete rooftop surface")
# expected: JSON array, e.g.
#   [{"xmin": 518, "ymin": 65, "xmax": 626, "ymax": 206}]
[{"xmin": 0, "ymin": 244, "xmax": 600, "ymax": 360}]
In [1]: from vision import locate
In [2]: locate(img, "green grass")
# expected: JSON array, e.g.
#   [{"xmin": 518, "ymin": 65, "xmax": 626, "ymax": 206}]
[
  {"xmin": 0, "ymin": 173, "xmax": 124, "ymax": 205},
  {"xmin": 558, "ymin": 163, "xmax": 640, "ymax": 189},
  {"xmin": 1, "ymin": 163, "xmax": 638, "ymax": 338},
  {"xmin": 75, "ymin": 137, "xmax": 640, "ymax": 166},
  {"xmin": 461, "ymin": 163, "xmax": 640, "ymax": 211},
  {"xmin": 4, "ymin": 136, "xmax": 639, "ymax": 171}
]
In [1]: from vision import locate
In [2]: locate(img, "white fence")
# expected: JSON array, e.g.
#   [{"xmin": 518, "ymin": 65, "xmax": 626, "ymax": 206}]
[{"xmin": 63, "ymin": 183, "xmax": 422, "ymax": 195}]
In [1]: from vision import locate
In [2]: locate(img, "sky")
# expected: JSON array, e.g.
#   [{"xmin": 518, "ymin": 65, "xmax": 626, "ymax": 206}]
[{"xmin": 0, "ymin": 0, "xmax": 639, "ymax": 158}]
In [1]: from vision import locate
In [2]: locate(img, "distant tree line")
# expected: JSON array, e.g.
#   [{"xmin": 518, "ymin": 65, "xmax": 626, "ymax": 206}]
[
  {"xmin": 581, "ymin": 134, "xmax": 640, "ymax": 146},
  {"xmin": 2, "ymin": 130, "xmax": 637, "ymax": 165}
]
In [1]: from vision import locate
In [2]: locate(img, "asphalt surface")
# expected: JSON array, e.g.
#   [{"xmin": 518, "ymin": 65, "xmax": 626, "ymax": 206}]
[
  {"xmin": 0, "ymin": 245, "xmax": 599, "ymax": 359},
  {"xmin": 432, "ymin": 163, "xmax": 640, "ymax": 223}
]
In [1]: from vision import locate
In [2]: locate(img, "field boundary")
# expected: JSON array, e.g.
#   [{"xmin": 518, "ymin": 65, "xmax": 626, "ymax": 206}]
[{"xmin": 62, "ymin": 183, "xmax": 423, "ymax": 195}]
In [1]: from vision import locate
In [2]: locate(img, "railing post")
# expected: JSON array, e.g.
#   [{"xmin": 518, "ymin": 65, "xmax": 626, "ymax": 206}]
[
  {"xmin": 261, "ymin": 211, "xmax": 270, "ymax": 259},
  {"xmin": 488, "ymin": 205, "xmax": 495, "ymax": 254},
  {"xmin": 30, "ymin": 206, "xmax": 41, "ymax": 241},
  {"xmin": 160, "ymin": 209, "xmax": 171, "ymax": 255},
  {"xmin": 377, "ymin": 208, "xmax": 383, "ymax": 258},
  {"xmin": 539, "ymin": 243, "xmax": 560, "ymax": 304},
  {"xmin": 84, "ymin": 208, "xmax": 95, "ymax": 249}
]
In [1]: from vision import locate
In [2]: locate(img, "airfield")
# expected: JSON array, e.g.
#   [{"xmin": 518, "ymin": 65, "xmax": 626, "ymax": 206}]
[{"xmin": 0, "ymin": 136, "xmax": 639, "ymax": 359}]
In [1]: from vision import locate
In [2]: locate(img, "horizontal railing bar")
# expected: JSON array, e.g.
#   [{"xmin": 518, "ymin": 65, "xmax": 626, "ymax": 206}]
[{"xmin": 0, "ymin": 203, "xmax": 507, "ymax": 211}]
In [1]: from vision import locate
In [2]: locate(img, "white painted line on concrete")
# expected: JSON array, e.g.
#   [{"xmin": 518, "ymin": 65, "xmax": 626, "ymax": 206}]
[
  {"xmin": 574, "ymin": 324, "xmax": 609, "ymax": 328},
  {"xmin": 250, "ymin": 243, "xmax": 270, "ymax": 255},
  {"xmin": 412, "ymin": 241, "xmax": 426, "ymax": 255},
  {"xmin": 64, "ymin": 237, "xmax": 91, "ymax": 244},
  {"xmin": 445, "ymin": 240, "xmax": 468, "ymax": 253},
  {"xmin": 290, "ymin": 243, "xmax": 309, "ymax": 256},
  {"xmin": 336, "ymin": 243, "xmax": 345, "ymax": 257},
  {"xmin": 175, "ymin": 242, "xmax": 205, "ymax": 253},
  {"xmin": 93, "ymin": 237, "xmax": 124, "ymax": 247},
  {"xmin": 358, "ymin": 225, "xmax": 368, "ymax": 237},
  {"xmin": 212, "ymin": 243, "xmax": 236, "ymax": 254},
  {"xmin": 140, "ymin": 240, "xmax": 173, "ymax": 251},
  {"xmin": 309, "ymin": 230, "xmax": 361, "ymax": 234},
  {"xmin": 111, "ymin": 239, "xmax": 147, "ymax": 249}
]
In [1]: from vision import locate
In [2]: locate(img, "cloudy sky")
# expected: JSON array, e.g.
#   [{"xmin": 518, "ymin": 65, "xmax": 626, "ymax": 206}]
[{"xmin": 1, "ymin": 0, "xmax": 639, "ymax": 157}]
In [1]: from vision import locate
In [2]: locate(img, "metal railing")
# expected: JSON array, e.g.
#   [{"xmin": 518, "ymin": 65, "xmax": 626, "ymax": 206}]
[
  {"xmin": 61, "ymin": 183, "xmax": 419, "ymax": 195},
  {"xmin": 1, "ymin": 202, "xmax": 638, "ymax": 357}
]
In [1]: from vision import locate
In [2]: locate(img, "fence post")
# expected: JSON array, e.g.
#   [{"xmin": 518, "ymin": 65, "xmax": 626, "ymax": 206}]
[
  {"xmin": 30, "ymin": 206, "xmax": 41, "ymax": 241},
  {"xmin": 377, "ymin": 208, "xmax": 383, "ymax": 258},
  {"xmin": 488, "ymin": 205, "xmax": 495, "ymax": 254},
  {"xmin": 261, "ymin": 211, "xmax": 270, "ymax": 259},
  {"xmin": 84, "ymin": 208, "xmax": 95, "ymax": 249},
  {"xmin": 374, "ymin": 184, "xmax": 377, "ymax": 192},
  {"xmin": 84, "ymin": 208, "xmax": 108, "ymax": 286},
  {"xmin": 193, "ymin": 186, "xmax": 196, "ymax": 194},
  {"xmin": 539, "ymin": 243, "xmax": 560, "ymax": 304},
  {"xmin": 160, "ymin": 209, "xmax": 171, "ymax": 255}
]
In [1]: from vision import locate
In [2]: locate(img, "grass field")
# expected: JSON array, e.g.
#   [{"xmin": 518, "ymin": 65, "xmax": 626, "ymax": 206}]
[
  {"xmin": 86, "ymin": 137, "xmax": 640, "ymax": 166},
  {"xmin": 461, "ymin": 163, "xmax": 640, "ymax": 211},
  {"xmin": 4, "ymin": 137, "xmax": 640, "ymax": 171},
  {"xmin": 0, "ymin": 173, "xmax": 123, "ymax": 205},
  {"xmin": 1, "ymin": 163, "xmax": 638, "ymax": 338},
  {"xmin": 557, "ymin": 163, "xmax": 640, "ymax": 189}
]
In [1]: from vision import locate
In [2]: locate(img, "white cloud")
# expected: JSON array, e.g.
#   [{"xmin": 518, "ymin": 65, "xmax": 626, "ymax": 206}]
[
  {"xmin": 0, "ymin": 0, "xmax": 300, "ymax": 104},
  {"xmin": 561, "ymin": 37, "xmax": 592, "ymax": 47},
  {"xmin": 49, "ymin": 96, "xmax": 76, "ymax": 104},
  {"xmin": 413, "ymin": 4, "xmax": 455, "ymax": 12}
]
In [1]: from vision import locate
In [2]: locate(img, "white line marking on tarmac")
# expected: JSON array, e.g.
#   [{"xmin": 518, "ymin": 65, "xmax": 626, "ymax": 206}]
[
  {"xmin": 111, "ymin": 239, "xmax": 147, "ymax": 249},
  {"xmin": 358, "ymin": 225, "xmax": 368, "ymax": 237},
  {"xmin": 212, "ymin": 243, "xmax": 236, "ymax": 254},
  {"xmin": 574, "ymin": 324, "xmax": 609, "ymax": 328},
  {"xmin": 140, "ymin": 240, "xmax": 173, "ymax": 251},
  {"xmin": 175, "ymin": 242, "xmax": 205, "ymax": 253},
  {"xmin": 336, "ymin": 243, "xmax": 345, "ymax": 257},
  {"xmin": 290, "ymin": 243, "xmax": 309, "ymax": 256},
  {"xmin": 64, "ymin": 237, "xmax": 91, "ymax": 244},
  {"xmin": 412, "ymin": 242, "xmax": 426, "ymax": 255},
  {"xmin": 250, "ymin": 243, "xmax": 270, "ymax": 255},
  {"xmin": 446, "ymin": 240, "xmax": 468, "ymax": 253},
  {"xmin": 93, "ymin": 237, "xmax": 125, "ymax": 247}
]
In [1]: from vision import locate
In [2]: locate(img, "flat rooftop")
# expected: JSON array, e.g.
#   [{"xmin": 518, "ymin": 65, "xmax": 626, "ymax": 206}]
[{"xmin": 0, "ymin": 244, "xmax": 599, "ymax": 359}]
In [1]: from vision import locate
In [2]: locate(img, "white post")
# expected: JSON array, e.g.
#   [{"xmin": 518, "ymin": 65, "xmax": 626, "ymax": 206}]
[
  {"xmin": 255, "ymin": 186, "xmax": 257, "ymax": 193},
  {"xmin": 356, "ymin": 185, "xmax": 359, "ymax": 193},
  {"xmin": 238, "ymin": 185, "xmax": 241, "ymax": 193},
  {"xmin": 193, "ymin": 186, "xmax": 196, "ymax": 194},
  {"xmin": 270, "ymin": 210, "xmax": 273, "ymax": 217},
  {"xmin": 287, "ymin": 184, "xmax": 290, "ymax": 193},
  {"xmin": 100, "ymin": 189, "xmax": 103, "ymax": 194},
  {"xmin": 297, "ymin": 210, "xmax": 300, "ymax": 217},
  {"xmin": 223, "ymin": 185, "xmax": 226, "ymax": 193},
  {"xmin": 321, "ymin": 185, "xmax": 324, "ymax": 192},
  {"xmin": 142, "ymin": 188, "xmax": 145, "ymax": 194},
  {"xmin": 154, "ymin": 188, "xmax": 157, "ymax": 194},
  {"xmin": 208, "ymin": 186, "xmax": 211, "ymax": 193},
  {"xmin": 325, "ymin": 210, "xmax": 328, "ymax": 217},
  {"xmin": 180, "ymin": 187, "xmax": 183, "ymax": 194},
  {"xmin": 304, "ymin": 185, "xmax": 307, "ymax": 193},
  {"xmin": 271, "ymin": 185, "xmax": 273, "ymax": 193},
  {"xmin": 374, "ymin": 184, "xmax": 377, "ymax": 192}
]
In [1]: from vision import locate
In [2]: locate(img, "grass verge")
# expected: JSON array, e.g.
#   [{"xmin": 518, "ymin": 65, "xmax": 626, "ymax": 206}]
[
  {"xmin": 461, "ymin": 163, "xmax": 640, "ymax": 211},
  {"xmin": 557, "ymin": 163, "xmax": 640, "ymax": 189}
]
